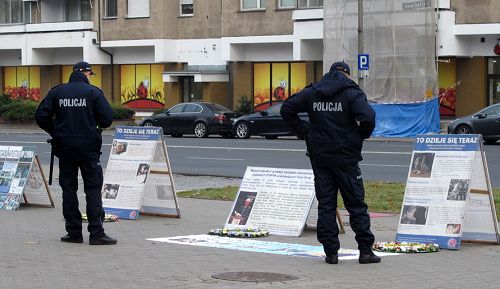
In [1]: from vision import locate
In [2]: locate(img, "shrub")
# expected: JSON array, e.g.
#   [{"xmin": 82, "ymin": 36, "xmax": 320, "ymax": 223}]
[
  {"xmin": 0, "ymin": 94, "xmax": 13, "ymax": 115},
  {"xmin": 111, "ymin": 103, "xmax": 135, "ymax": 119},
  {"xmin": 235, "ymin": 95, "xmax": 253, "ymax": 114},
  {"xmin": 1, "ymin": 100, "xmax": 38, "ymax": 121}
]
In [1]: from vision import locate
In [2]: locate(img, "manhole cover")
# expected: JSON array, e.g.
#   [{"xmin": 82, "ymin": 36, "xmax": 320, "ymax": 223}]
[{"xmin": 212, "ymin": 271, "xmax": 299, "ymax": 282}]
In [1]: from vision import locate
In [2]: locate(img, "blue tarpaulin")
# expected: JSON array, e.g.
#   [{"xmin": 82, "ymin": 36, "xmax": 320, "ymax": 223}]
[{"xmin": 371, "ymin": 98, "xmax": 440, "ymax": 138}]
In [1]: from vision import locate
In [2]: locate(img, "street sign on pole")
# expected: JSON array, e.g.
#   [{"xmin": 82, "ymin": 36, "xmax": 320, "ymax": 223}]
[{"xmin": 358, "ymin": 54, "xmax": 369, "ymax": 70}]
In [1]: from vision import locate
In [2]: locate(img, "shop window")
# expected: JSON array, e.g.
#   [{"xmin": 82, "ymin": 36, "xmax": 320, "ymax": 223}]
[
  {"xmin": 180, "ymin": 0, "xmax": 193, "ymax": 16},
  {"xmin": 120, "ymin": 64, "xmax": 165, "ymax": 109},
  {"xmin": 253, "ymin": 62, "xmax": 306, "ymax": 111},
  {"xmin": 3, "ymin": 66, "xmax": 41, "ymax": 102},
  {"xmin": 279, "ymin": 0, "xmax": 296, "ymax": 9},
  {"xmin": 105, "ymin": 0, "xmax": 117, "ymax": 18},
  {"xmin": 298, "ymin": 0, "xmax": 323, "ymax": 8},
  {"xmin": 127, "ymin": 0, "xmax": 150, "ymax": 18},
  {"xmin": 241, "ymin": 0, "xmax": 266, "ymax": 10}
]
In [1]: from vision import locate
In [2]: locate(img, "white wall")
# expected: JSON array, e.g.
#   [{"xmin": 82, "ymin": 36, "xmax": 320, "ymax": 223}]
[{"xmin": 0, "ymin": 50, "xmax": 22, "ymax": 66}]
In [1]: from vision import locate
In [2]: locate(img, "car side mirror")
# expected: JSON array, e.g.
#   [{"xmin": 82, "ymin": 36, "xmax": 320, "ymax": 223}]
[
  {"xmin": 165, "ymin": 110, "xmax": 170, "ymax": 115},
  {"xmin": 260, "ymin": 111, "xmax": 268, "ymax": 116},
  {"xmin": 476, "ymin": 112, "xmax": 487, "ymax": 119}
]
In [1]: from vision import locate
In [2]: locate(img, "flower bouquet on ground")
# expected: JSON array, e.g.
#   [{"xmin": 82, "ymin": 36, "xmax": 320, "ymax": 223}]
[
  {"xmin": 82, "ymin": 213, "xmax": 119, "ymax": 223},
  {"xmin": 208, "ymin": 227, "xmax": 269, "ymax": 238},
  {"xmin": 372, "ymin": 241, "xmax": 439, "ymax": 253}
]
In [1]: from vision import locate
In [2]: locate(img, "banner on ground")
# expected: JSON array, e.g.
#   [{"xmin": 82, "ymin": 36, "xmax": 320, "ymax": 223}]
[
  {"xmin": 224, "ymin": 167, "xmax": 315, "ymax": 236},
  {"xmin": 0, "ymin": 146, "xmax": 54, "ymax": 210},
  {"xmin": 396, "ymin": 134, "xmax": 499, "ymax": 250},
  {"xmin": 102, "ymin": 126, "xmax": 179, "ymax": 219}
]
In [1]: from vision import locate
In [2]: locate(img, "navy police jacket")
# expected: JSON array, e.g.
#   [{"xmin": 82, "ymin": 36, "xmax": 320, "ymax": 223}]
[
  {"xmin": 36, "ymin": 72, "xmax": 113, "ymax": 161},
  {"xmin": 280, "ymin": 70, "xmax": 375, "ymax": 167}
]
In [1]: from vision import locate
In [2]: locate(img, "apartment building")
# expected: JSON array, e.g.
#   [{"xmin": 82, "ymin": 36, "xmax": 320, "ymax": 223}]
[
  {"xmin": 0, "ymin": 0, "xmax": 323, "ymax": 112},
  {"xmin": 0, "ymin": 0, "xmax": 498, "ymax": 117}
]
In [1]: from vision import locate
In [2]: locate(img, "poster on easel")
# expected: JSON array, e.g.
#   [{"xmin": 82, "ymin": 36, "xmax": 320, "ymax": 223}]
[
  {"xmin": 102, "ymin": 126, "xmax": 180, "ymax": 219},
  {"xmin": 141, "ymin": 138, "xmax": 180, "ymax": 217},
  {"xmin": 395, "ymin": 134, "xmax": 499, "ymax": 250},
  {"xmin": 0, "ymin": 146, "xmax": 54, "ymax": 210},
  {"xmin": 224, "ymin": 167, "xmax": 315, "ymax": 236}
]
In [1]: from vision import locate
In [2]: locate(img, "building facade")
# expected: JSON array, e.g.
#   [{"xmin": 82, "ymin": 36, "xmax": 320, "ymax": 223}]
[{"xmin": 0, "ymin": 0, "xmax": 498, "ymax": 117}]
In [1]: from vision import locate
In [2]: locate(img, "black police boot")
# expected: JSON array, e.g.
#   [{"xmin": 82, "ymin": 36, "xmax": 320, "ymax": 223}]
[
  {"xmin": 60, "ymin": 234, "xmax": 83, "ymax": 243},
  {"xmin": 358, "ymin": 251, "xmax": 381, "ymax": 264},
  {"xmin": 325, "ymin": 254, "xmax": 339, "ymax": 264},
  {"xmin": 89, "ymin": 233, "xmax": 117, "ymax": 245}
]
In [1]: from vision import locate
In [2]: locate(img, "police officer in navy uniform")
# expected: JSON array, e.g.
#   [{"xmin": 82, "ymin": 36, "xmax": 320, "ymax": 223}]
[
  {"xmin": 36, "ymin": 61, "xmax": 117, "ymax": 245},
  {"xmin": 281, "ymin": 62, "xmax": 380, "ymax": 264}
]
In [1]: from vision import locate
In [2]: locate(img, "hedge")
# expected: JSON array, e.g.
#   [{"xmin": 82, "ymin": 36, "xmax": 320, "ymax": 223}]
[{"xmin": 0, "ymin": 94, "xmax": 136, "ymax": 121}]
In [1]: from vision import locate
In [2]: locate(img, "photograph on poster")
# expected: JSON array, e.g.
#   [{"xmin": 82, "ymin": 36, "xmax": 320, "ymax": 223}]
[
  {"xmin": 446, "ymin": 179, "xmax": 469, "ymax": 201},
  {"xmin": 0, "ymin": 177, "xmax": 12, "ymax": 193},
  {"xmin": 409, "ymin": 152, "xmax": 435, "ymax": 178},
  {"xmin": 102, "ymin": 183, "xmax": 120, "ymax": 199},
  {"xmin": 111, "ymin": 141, "xmax": 128, "ymax": 155},
  {"xmin": 1, "ymin": 193, "xmax": 20, "ymax": 210},
  {"xmin": 400, "ymin": 205, "xmax": 428, "ymax": 225},
  {"xmin": 155, "ymin": 185, "xmax": 173, "ymax": 200},
  {"xmin": 26, "ymin": 164, "xmax": 43, "ymax": 189},
  {"xmin": 229, "ymin": 191, "xmax": 257, "ymax": 226},
  {"xmin": 136, "ymin": 163, "xmax": 150, "ymax": 184},
  {"xmin": 446, "ymin": 223, "xmax": 461, "ymax": 234},
  {"xmin": 14, "ymin": 163, "xmax": 30, "ymax": 178}
]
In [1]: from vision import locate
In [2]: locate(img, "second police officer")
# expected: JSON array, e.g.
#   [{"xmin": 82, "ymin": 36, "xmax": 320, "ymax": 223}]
[{"xmin": 281, "ymin": 62, "xmax": 380, "ymax": 264}]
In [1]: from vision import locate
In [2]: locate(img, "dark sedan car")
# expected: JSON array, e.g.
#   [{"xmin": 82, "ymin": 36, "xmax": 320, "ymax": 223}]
[
  {"xmin": 447, "ymin": 103, "xmax": 500, "ymax": 144},
  {"xmin": 233, "ymin": 102, "xmax": 309, "ymax": 139},
  {"xmin": 139, "ymin": 102, "xmax": 241, "ymax": 138}
]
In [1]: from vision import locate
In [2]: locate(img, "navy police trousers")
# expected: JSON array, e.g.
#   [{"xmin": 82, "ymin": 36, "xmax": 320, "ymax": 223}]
[
  {"xmin": 59, "ymin": 158, "xmax": 105, "ymax": 239},
  {"xmin": 312, "ymin": 163, "xmax": 375, "ymax": 256}
]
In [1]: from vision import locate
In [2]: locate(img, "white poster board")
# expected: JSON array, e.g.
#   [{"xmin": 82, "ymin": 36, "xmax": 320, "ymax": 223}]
[
  {"xmin": 102, "ymin": 126, "xmax": 180, "ymax": 219},
  {"xmin": 0, "ymin": 146, "xmax": 54, "ymax": 210},
  {"xmin": 141, "ymin": 139, "xmax": 180, "ymax": 217},
  {"xmin": 396, "ymin": 134, "xmax": 499, "ymax": 250},
  {"xmin": 224, "ymin": 167, "xmax": 316, "ymax": 236}
]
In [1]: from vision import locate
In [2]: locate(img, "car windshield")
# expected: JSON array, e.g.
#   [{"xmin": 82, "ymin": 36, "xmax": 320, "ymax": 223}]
[{"xmin": 205, "ymin": 103, "xmax": 231, "ymax": 113}]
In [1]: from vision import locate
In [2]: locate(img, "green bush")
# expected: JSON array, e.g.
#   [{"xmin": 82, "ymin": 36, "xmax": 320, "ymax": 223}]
[
  {"xmin": 235, "ymin": 95, "xmax": 253, "ymax": 114},
  {"xmin": 111, "ymin": 104, "xmax": 135, "ymax": 120},
  {"xmin": 0, "ymin": 94, "xmax": 13, "ymax": 115},
  {"xmin": 1, "ymin": 100, "xmax": 38, "ymax": 121}
]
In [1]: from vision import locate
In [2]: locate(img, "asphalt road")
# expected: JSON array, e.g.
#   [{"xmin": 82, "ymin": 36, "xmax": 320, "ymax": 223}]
[{"xmin": 1, "ymin": 133, "xmax": 500, "ymax": 187}]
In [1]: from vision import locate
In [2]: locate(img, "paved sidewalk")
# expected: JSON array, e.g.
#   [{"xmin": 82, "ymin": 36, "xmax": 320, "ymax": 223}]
[
  {"xmin": 3, "ymin": 122, "xmax": 500, "ymax": 289},
  {"xmin": 1, "ymin": 177, "xmax": 500, "ymax": 289}
]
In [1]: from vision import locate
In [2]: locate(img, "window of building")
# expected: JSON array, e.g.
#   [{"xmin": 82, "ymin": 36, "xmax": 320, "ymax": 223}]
[
  {"xmin": 65, "ymin": 0, "xmax": 91, "ymax": 21},
  {"xmin": 279, "ymin": 0, "xmax": 296, "ymax": 9},
  {"xmin": 241, "ymin": 0, "xmax": 266, "ymax": 10},
  {"xmin": 298, "ymin": 0, "xmax": 323, "ymax": 8},
  {"xmin": 127, "ymin": 0, "xmax": 150, "ymax": 18},
  {"xmin": 180, "ymin": 0, "xmax": 193, "ymax": 16},
  {"xmin": 0, "ymin": 0, "xmax": 24, "ymax": 24},
  {"xmin": 105, "ymin": 0, "xmax": 117, "ymax": 18}
]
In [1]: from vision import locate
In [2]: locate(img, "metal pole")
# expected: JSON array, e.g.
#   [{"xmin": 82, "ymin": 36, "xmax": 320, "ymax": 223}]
[{"xmin": 358, "ymin": 0, "xmax": 364, "ymax": 89}]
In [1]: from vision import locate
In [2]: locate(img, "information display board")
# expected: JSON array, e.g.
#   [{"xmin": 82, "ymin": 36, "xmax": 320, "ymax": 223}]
[
  {"xmin": 225, "ymin": 167, "xmax": 316, "ymax": 236},
  {"xmin": 0, "ymin": 146, "xmax": 54, "ymax": 210},
  {"xmin": 102, "ymin": 126, "xmax": 179, "ymax": 219},
  {"xmin": 396, "ymin": 134, "xmax": 499, "ymax": 250}
]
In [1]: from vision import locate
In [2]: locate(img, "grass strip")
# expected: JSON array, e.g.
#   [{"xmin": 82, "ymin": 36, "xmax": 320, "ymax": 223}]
[{"xmin": 177, "ymin": 181, "xmax": 500, "ymax": 218}]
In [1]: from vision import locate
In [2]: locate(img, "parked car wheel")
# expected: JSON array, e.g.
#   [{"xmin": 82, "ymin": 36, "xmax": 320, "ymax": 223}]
[
  {"xmin": 194, "ymin": 122, "xmax": 209, "ymax": 138},
  {"xmin": 235, "ymin": 122, "xmax": 251, "ymax": 139},
  {"xmin": 142, "ymin": 120, "xmax": 154, "ymax": 127},
  {"xmin": 171, "ymin": 134, "xmax": 183, "ymax": 138},
  {"xmin": 455, "ymin": 124, "xmax": 472, "ymax": 134},
  {"xmin": 265, "ymin": 135, "xmax": 278, "ymax": 140}
]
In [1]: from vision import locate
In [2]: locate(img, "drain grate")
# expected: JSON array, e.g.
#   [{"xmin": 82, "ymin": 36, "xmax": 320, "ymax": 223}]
[{"xmin": 212, "ymin": 271, "xmax": 299, "ymax": 282}]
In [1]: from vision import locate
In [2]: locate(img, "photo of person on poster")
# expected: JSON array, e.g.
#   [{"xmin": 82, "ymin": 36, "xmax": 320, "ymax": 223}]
[
  {"xmin": 136, "ymin": 163, "xmax": 150, "ymax": 184},
  {"xmin": 228, "ymin": 191, "xmax": 257, "ymax": 226},
  {"xmin": 410, "ymin": 152, "xmax": 435, "ymax": 178},
  {"xmin": 400, "ymin": 205, "xmax": 428, "ymax": 225},
  {"xmin": 447, "ymin": 179, "xmax": 469, "ymax": 201}
]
